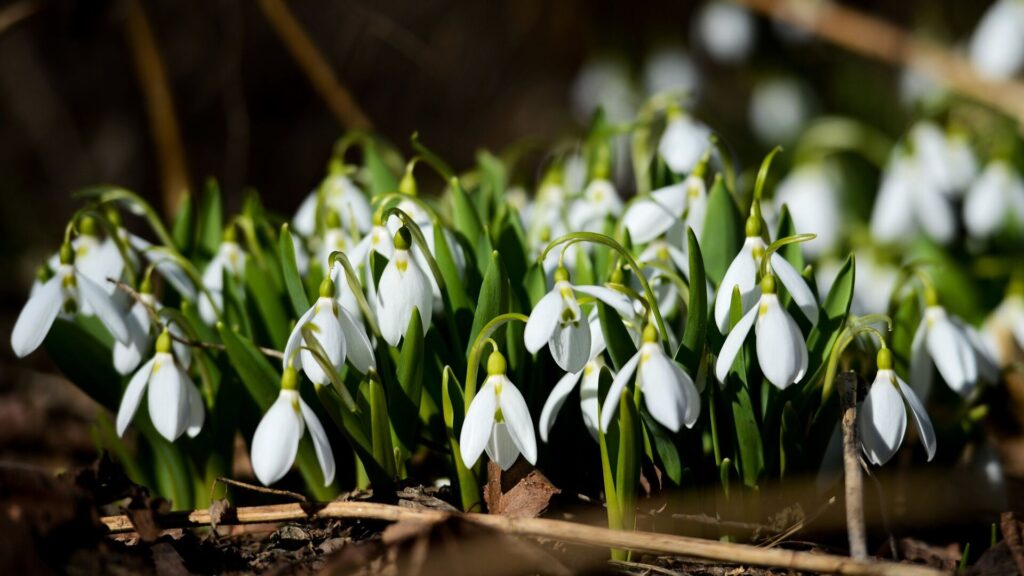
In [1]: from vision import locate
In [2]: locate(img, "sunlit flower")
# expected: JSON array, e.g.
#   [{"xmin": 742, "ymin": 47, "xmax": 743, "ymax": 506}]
[
  {"xmin": 696, "ymin": 1, "xmax": 755, "ymax": 64},
  {"xmin": 859, "ymin": 348, "xmax": 936, "ymax": 466},
  {"xmin": 600, "ymin": 323, "xmax": 700, "ymax": 433},
  {"xmin": 568, "ymin": 179, "xmax": 623, "ymax": 232},
  {"xmin": 910, "ymin": 303, "xmax": 979, "ymax": 398},
  {"xmin": 773, "ymin": 164, "xmax": 840, "ymax": 258},
  {"xmin": 539, "ymin": 311, "xmax": 607, "ymax": 442},
  {"xmin": 658, "ymin": 115, "xmax": 711, "ymax": 175},
  {"xmin": 460, "ymin": 350, "xmax": 537, "ymax": 470},
  {"xmin": 716, "ymin": 275, "xmax": 808, "ymax": 390},
  {"xmin": 964, "ymin": 160, "xmax": 1024, "ymax": 239},
  {"xmin": 12, "ymin": 243, "xmax": 130, "ymax": 358},
  {"xmin": 284, "ymin": 277, "xmax": 375, "ymax": 382},
  {"xmin": 251, "ymin": 367, "xmax": 335, "ymax": 487},
  {"xmin": 525, "ymin": 267, "xmax": 634, "ymax": 373},
  {"xmin": 870, "ymin": 155, "xmax": 956, "ymax": 245},
  {"xmin": 113, "ymin": 281, "xmax": 191, "ymax": 375},
  {"xmin": 292, "ymin": 168, "xmax": 372, "ymax": 237},
  {"xmin": 376, "ymin": 227, "xmax": 432, "ymax": 347},
  {"xmin": 198, "ymin": 236, "xmax": 246, "ymax": 325},
  {"xmin": 749, "ymin": 77, "xmax": 811, "ymax": 145},
  {"xmin": 969, "ymin": 0, "xmax": 1024, "ymax": 79},
  {"xmin": 622, "ymin": 175, "xmax": 706, "ymax": 244},
  {"xmin": 116, "ymin": 330, "xmax": 204, "ymax": 442}
]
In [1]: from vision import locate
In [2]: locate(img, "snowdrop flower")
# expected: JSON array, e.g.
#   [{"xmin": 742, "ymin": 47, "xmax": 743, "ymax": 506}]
[
  {"xmin": 859, "ymin": 348, "xmax": 936, "ymax": 466},
  {"xmin": 569, "ymin": 179, "xmax": 623, "ymax": 232},
  {"xmin": 525, "ymin": 267, "xmax": 635, "ymax": 373},
  {"xmin": 817, "ymin": 250, "xmax": 897, "ymax": 316},
  {"xmin": 600, "ymin": 323, "xmax": 700, "ymax": 433},
  {"xmin": 964, "ymin": 160, "xmax": 1024, "ymax": 239},
  {"xmin": 713, "ymin": 217, "xmax": 818, "ymax": 334},
  {"xmin": 696, "ymin": 1, "xmax": 755, "ymax": 64},
  {"xmin": 126, "ymin": 234, "xmax": 197, "ymax": 300},
  {"xmin": 643, "ymin": 46, "xmax": 700, "ymax": 99},
  {"xmin": 460, "ymin": 350, "xmax": 537, "ymax": 470},
  {"xmin": 969, "ymin": 0, "xmax": 1024, "ymax": 79},
  {"xmin": 384, "ymin": 199, "xmax": 466, "ymax": 312},
  {"xmin": 716, "ymin": 275, "xmax": 809, "ymax": 390},
  {"xmin": 12, "ymin": 243, "xmax": 130, "ymax": 358},
  {"xmin": 622, "ymin": 174, "xmax": 707, "ymax": 245},
  {"xmin": 658, "ymin": 114, "xmax": 712, "ymax": 175},
  {"xmin": 116, "ymin": 330, "xmax": 205, "ymax": 442},
  {"xmin": 319, "ymin": 211, "xmax": 357, "ymax": 271},
  {"xmin": 539, "ymin": 311, "xmax": 607, "ymax": 442},
  {"xmin": 292, "ymin": 167, "xmax": 372, "ymax": 237},
  {"xmin": 285, "ymin": 276, "xmax": 375, "ymax": 382},
  {"xmin": 773, "ymin": 164, "xmax": 840, "ymax": 258},
  {"xmin": 198, "ymin": 234, "xmax": 246, "ymax": 325},
  {"xmin": 910, "ymin": 298, "xmax": 979, "ymax": 398},
  {"xmin": 113, "ymin": 278, "xmax": 191, "ymax": 375},
  {"xmin": 749, "ymin": 78, "xmax": 811, "ymax": 145},
  {"xmin": 870, "ymin": 154, "xmax": 956, "ymax": 245},
  {"xmin": 376, "ymin": 227, "xmax": 432, "ymax": 347},
  {"xmin": 250, "ymin": 366, "xmax": 335, "ymax": 487}
]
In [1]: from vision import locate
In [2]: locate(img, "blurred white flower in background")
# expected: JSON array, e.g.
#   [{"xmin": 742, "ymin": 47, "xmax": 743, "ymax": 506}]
[
  {"xmin": 749, "ymin": 77, "xmax": 812, "ymax": 145},
  {"xmin": 772, "ymin": 163, "xmax": 840, "ymax": 258},
  {"xmin": 658, "ymin": 116, "xmax": 712, "ymax": 174},
  {"xmin": 964, "ymin": 160, "xmax": 1024, "ymax": 239},
  {"xmin": 570, "ymin": 57, "xmax": 638, "ymax": 124},
  {"xmin": 899, "ymin": 68, "xmax": 946, "ymax": 109},
  {"xmin": 696, "ymin": 1, "xmax": 756, "ymax": 64},
  {"xmin": 643, "ymin": 46, "xmax": 701, "ymax": 99},
  {"xmin": 816, "ymin": 250, "xmax": 898, "ymax": 317},
  {"xmin": 969, "ymin": 0, "xmax": 1024, "ymax": 79}
]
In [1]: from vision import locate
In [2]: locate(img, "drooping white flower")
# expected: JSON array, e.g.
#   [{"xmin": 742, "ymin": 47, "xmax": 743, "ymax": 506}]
[
  {"xmin": 250, "ymin": 367, "xmax": 335, "ymax": 487},
  {"xmin": 12, "ymin": 244, "xmax": 130, "ymax": 358},
  {"xmin": 568, "ymin": 179, "xmax": 623, "ymax": 232},
  {"xmin": 600, "ymin": 324, "xmax": 700, "ymax": 433},
  {"xmin": 642, "ymin": 46, "xmax": 700, "ymax": 99},
  {"xmin": 910, "ymin": 303, "xmax": 979, "ymax": 398},
  {"xmin": 385, "ymin": 200, "xmax": 467, "ymax": 313},
  {"xmin": 292, "ymin": 170, "xmax": 372, "ymax": 237},
  {"xmin": 696, "ymin": 1, "xmax": 755, "ymax": 64},
  {"xmin": 859, "ymin": 348, "xmax": 936, "ymax": 466},
  {"xmin": 969, "ymin": 0, "xmax": 1024, "ymax": 79},
  {"xmin": 459, "ymin": 350, "xmax": 537, "ymax": 470},
  {"xmin": 870, "ymin": 155, "xmax": 956, "ymax": 245},
  {"xmin": 622, "ymin": 175, "xmax": 706, "ymax": 245},
  {"xmin": 539, "ymin": 311, "xmax": 607, "ymax": 442},
  {"xmin": 116, "ymin": 330, "xmax": 205, "ymax": 442},
  {"xmin": 773, "ymin": 164, "xmax": 841, "ymax": 258},
  {"xmin": 126, "ymin": 234, "xmax": 197, "ymax": 300},
  {"xmin": 658, "ymin": 116, "xmax": 712, "ymax": 175},
  {"xmin": 284, "ymin": 277, "xmax": 375, "ymax": 382},
  {"xmin": 716, "ymin": 275, "xmax": 809, "ymax": 390},
  {"xmin": 964, "ymin": 160, "xmax": 1024, "ymax": 239},
  {"xmin": 713, "ymin": 227, "xmax": 818, "ymax": 334},
  {"xmin": 113, "ymin": 286, "xmax": 192, "ymax": 375},
  {"xmin": 376, "ymin": 227, "xmax": 432, "ymax": 347},
  {"xmin": 749, "ymin": 77, "xmax": 811, "ymax": 145},
  {"xmin": 524, "ymin": 267, "xmax": 635, "ymax": 373},
  {"xmin": 198, "ymin": 238, "xmax": 246, "ymax": 325}
]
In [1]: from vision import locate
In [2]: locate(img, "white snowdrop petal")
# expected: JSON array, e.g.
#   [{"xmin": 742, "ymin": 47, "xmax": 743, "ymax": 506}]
[
  {"xmin": 870, "ymin": 163, "xmax": 916, "ymax": 244},
  {"xmin": 913, "ymin": 187, "xmax": 957, "ymax": 245},
  {"xmin": 485, "ymin": 422, "xmax": 521, "ymax": 471},
  {"xmin": 185, "ymin": 377, "xmax": 205, "ymax": 438},
  {"xmin": 659, "ymin": 117, "xmax": 712, "ymax": 174},
  {"xmin": 641, "ymin": 351, "xmax": 687, "ymax": 432},
  {"xmin": 909, "ymin": 316, "xmax": 933, "ymax": 399},
  {"xmin": 113, "ymin": 309, "xmax": 148, "ymax": 375},
  {"xmin": 895, "ymin": 376, "xmax": 936, "ymax": 462},
  {"xmin": 524, "ymin": 290, "xmax": 564, "ymax": 353},
  {"xmin": 965, "ymin": 163, "xmax": 1010, "ymax": 238},
  {"xmin": 539, "ymin": 370, "xmax": 583, "ymax": 442},
  {"xmin": 714, "ymin": 241, "xmax": 759, "ymax": 333},
  {"xmin": 714, "ymin": 305, "xmax": 758, "ymax": 383},
  {"xmin": 622, "ymin": 198, "xmax": 679, "ymax": 244},
  {"xmin": 116, "ymin": 358, "xmax": 155, "ymax": 437},
  {"xmin": 292, "ymin": 191, "xmax": 318, "ymax": 237},
  {"xmin": 376, "ymin": 261, "xmax": 407, "ymax": 347},
  {"xmin": 756, "ymin": 299, "xmax": 803, "ymax": 389},
  {"xmin": 497, "ymin": 378, "xmax": 538, "ymax": 465},
  {"xmin": 147, "ymin": 356, "xmax": 189, "ymax": 441},
  {"xmin": 579, "ymin": 362, "xmax": 603, "ymax": 441},
  {"xmin": 251, "ymin": 393, "xmax": 304, "ymax": 486},
  {"xmin": 573, "ymin": 284, "xmax": 635, "ymax": 319},
  {"xmin": 671, "ymin": 359, "xmax": 702, "ymax": 428},
  {"xmin": 459, "ymin": 379, "xmax": 497, "ymax": 469},
  {"xmin": 299, "ymin": 399, "xmax": 336, "ymax": 486},
  {"xmin": 76, "ymin": 272, "xmax": 130, "ymax": 344},
  {"xmin": 600, "ymin": 351, "xmax": 642, "ymax": 432},
  {"xmin": 11, "ymin": 274, "xmax": 64, "ymax": 358},
  {"xmin": 338, "ymin": 308, "xmax": 375, "ymax": 373},
  {"xmin": 550, "ymin": 318, "xmax": 591, "ymax": 374},
  {"xmin": 770, "ymin": 253, "xmax": 818, "ymax": 325},
  {"xmin": 859, "ymin": 372, "xmax": 907, "ymax": 466},
  {"xmin": 927, "ymin": 317, "xmax": 977, "ymax": 395}
]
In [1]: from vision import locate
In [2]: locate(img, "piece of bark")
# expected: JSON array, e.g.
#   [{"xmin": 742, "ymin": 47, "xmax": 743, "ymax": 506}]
[{"xmin": 485, "ymin": 460, "xmax": 561, "ymax": 518}]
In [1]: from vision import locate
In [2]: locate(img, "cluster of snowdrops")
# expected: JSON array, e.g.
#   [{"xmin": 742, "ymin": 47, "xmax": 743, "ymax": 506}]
[{"xmin": 11, "ymin": 106, "xmax": 1022, "ymax": 529}]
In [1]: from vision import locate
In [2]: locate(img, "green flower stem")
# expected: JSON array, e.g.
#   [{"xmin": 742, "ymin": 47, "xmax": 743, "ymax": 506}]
[
  {"xmin": 886, "ymin": 264, "xmax": 939, "ymax": 321},
  {"xmin": 372, "ymin": 192, "xmax": 441, "ymax": 226},
  {"xmin": 541, "ymin": 232, "xmax": 669, "ymax": 353},
  {"xmin": 442, "ymin": 366, "xmax": 482, "ymax": 512},
  {"xmin": 639, "ymin": 261, "xmax": 691, "ymax": 305},
  {"xmin": 77, "ymin": 186, "xmax": 178, "ymax": 250},
  {"xmin": 463, "ymin": 313, "xmax": 529, "ymax": 407},
  {"xmin": 759, "ymin": 233, "xmax": 817, "ymax": 278},
  {"xmin": 820, "ymin": 314, "xmax": 891, "ymax": 405},
  {"xmin": 753, "ymin": 146, "xmax": 783, "ymax": 202},
  {"xmin": 328, "ymin": 250, "xmax": 382, "ymax": 339}
]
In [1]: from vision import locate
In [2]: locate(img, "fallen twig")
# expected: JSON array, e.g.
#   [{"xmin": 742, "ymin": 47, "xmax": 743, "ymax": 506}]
[
  {"xmin": 212, "ymin": 477, "xmax": 307, "ymax": 503},
  {"xmin": 731, "ymin": 0, "xmax": 1024, "ymax": 130},
  {"xmin": 840, "ymin": 371, "xmax": 868, "ymax": 559},
  {"xmin": 100, "ymin": 500, "xmax": 945, "ymax": 576}
]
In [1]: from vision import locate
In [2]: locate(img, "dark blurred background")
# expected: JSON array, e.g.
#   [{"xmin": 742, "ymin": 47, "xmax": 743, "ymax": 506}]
[{"xmin": 0, "ymin": 0, "xmax": 996, "ymax": 469}]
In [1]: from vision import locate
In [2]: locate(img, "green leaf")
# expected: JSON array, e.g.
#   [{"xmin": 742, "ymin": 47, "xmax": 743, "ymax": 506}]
[
  {"xmin": 599, "ymin": 302, "xmax": 638, "ymax": 372},
  {"xmin": 368, "ymin": 376, "xmax": 398, "ymax": 478},
  {"xmin": 524, "ymin": 262, "xmax": 547, "ymax": 308},
  {"xmin": 677, "ymin": 229, "xmax": 707, "ymax": 375},
  {"xmin": 804, "ymin": 255, "xmax": 856, "ymax": 386},
  {"xmin": 44, "ymin": 318, "xmax": 122, "ymax": 411},
  {"xmin": 700, "ymin": 174, "xmax": 744, "ymax": 286},
  {"xmin": 724, "ymin": 287, "xmax": 763, "ymax": 488},
  {"xmin": 172, "ymin": 191, "xmax": 194, "ymax": 255},
  {"xmin": 432, "ymin": 222, "xmax": 474, "ymax": 317},
  {"xmin": 614, "ymin": 389, "xmax": 640, "ymax": 532},
  {"xmin": 278, "ymin": 224, "xmax": 310, "ymax": 317},
  {"xmin": 364, "ymin": 139, "xmax": 399, "ymax": 196},
  {"xmin": 779, "ymin": 402, "xmax": 804, "ymax": 478},
  {"xmin": 217, "ymin": 323, "xmax": 279, "ymax": 410},
  {"xmin": 466, "ymin": 251, "xmax": 509, "ymax": 354},
  {"xmin": 441, "ymin": 367, "xmax": 480, "ymax": 512},
  {"xmin": 245, "ymin": 261, "xmax": 290, "ymax": 349},
  {"xmin": 641, "ymin": 411, "xmax": 682, "ymax": 485},
  {"xmin": 392, "ymin": 308, "xmax": 425, "ymax": 456},
  {"xmin": 451, "ymin": 178, "xmax": 491, "ymax": 272},
  {"xmin": 198, "ymin": 178, "xmax": 223, "ymax": 257},
  {"xmin": 774, "ymin": 205, "xmax": 805, "ymax": 271}
]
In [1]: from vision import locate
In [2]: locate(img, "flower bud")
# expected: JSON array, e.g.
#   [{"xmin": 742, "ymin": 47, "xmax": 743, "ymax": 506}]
[{"xmin": 487, "ymin": 349, "xmax": 507, "ymax": 375}]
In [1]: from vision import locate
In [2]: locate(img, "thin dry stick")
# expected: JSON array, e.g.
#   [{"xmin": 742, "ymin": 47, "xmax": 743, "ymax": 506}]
[
  {"xmin": 839, "ymin": 371, "xmax": 867, "ymax": 560},
  {"xmin": 731, "ymin": 0, "xmax": 1024, "ymax": 130},
  {"xmin": 212, "ymin": 477, "xmax": 307, "ymax": 503},
  {"xmin": 100, "ymin": 501, "xmax": 944, "ymax": 576},
  {"xmin": 124, "ymin": 0, "xmax": 189, "ymax": 217},
  {"xmin": 0, "ymin": 0, "xmax": 43, "ymax": 36},
  {"xmin": 255, "ymin": 0, "xmax": 371, "ymax": 130}
]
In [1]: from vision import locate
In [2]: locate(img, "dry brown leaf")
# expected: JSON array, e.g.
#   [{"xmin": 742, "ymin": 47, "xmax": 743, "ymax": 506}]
[{"xmin": 484, "ymin": 460, "xmax": 560, "ymax": 518}]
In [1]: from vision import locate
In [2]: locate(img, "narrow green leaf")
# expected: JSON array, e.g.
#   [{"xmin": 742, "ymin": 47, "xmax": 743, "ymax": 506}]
[
  {"xmin": 615, "ymin": 390, "xmax": 640, "ymax": 533},
  {"xmin": 198, "ymin": 178, "xmax": 223, "ymax": 257},
  {"xmin": 172, "ymin": 191, "xmax": 194, "ymax": 255},
  {"xmin": 451, "ymin": 177, "xmax": 491, "ymax": 271},
  {"xmin": 364, "ymin": 139, "xmax": 399, "ymax": 196},
  {"xmin": 804, "ymin": 255, "xmax": 856, "ymax": 387},
  {"xmin": 368, "ymin": 377, "xmax": 398, "ymax": 478},
  {"xmin": 641, "ymin": 411, "xmax": 682, "ymax": 485},
  {"xmin": 278, "ymin": 224, "xmax": 310, "ymax": 317},
  {"xmin": 466, "ymin": 251, "xmax": 509, "ymax": 354},
  {"xmin": 245, "ymin": 261, "xmax": 289, "ymax": 349},
  {"xmin": 599, "ymin": 302, "xmax": 638, "ymax": 372},
  {"xmin": 432, "ymin": 222, "xmax": 474, "ymax": 316},
  {"xmin": 700, "ymin": 174, "xmax": 744, "ymax": 286},
  {"xmin": 392, "ymin": 308, "xmax": 425, "ymax": 455},
  {"xmin": 217, "ymin": 323, "xmax": 279, "ymax": 409},
  {"xmin": 44, "ymin": 318, "xmax": 122, "ymax": 411},
  {"xmin": 725, "ymin": 287, "xmax": 763, "ymax": 488},
  {"xmin": 677, "ymin": 229, "xmax": 707, "ymax": 375}
]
